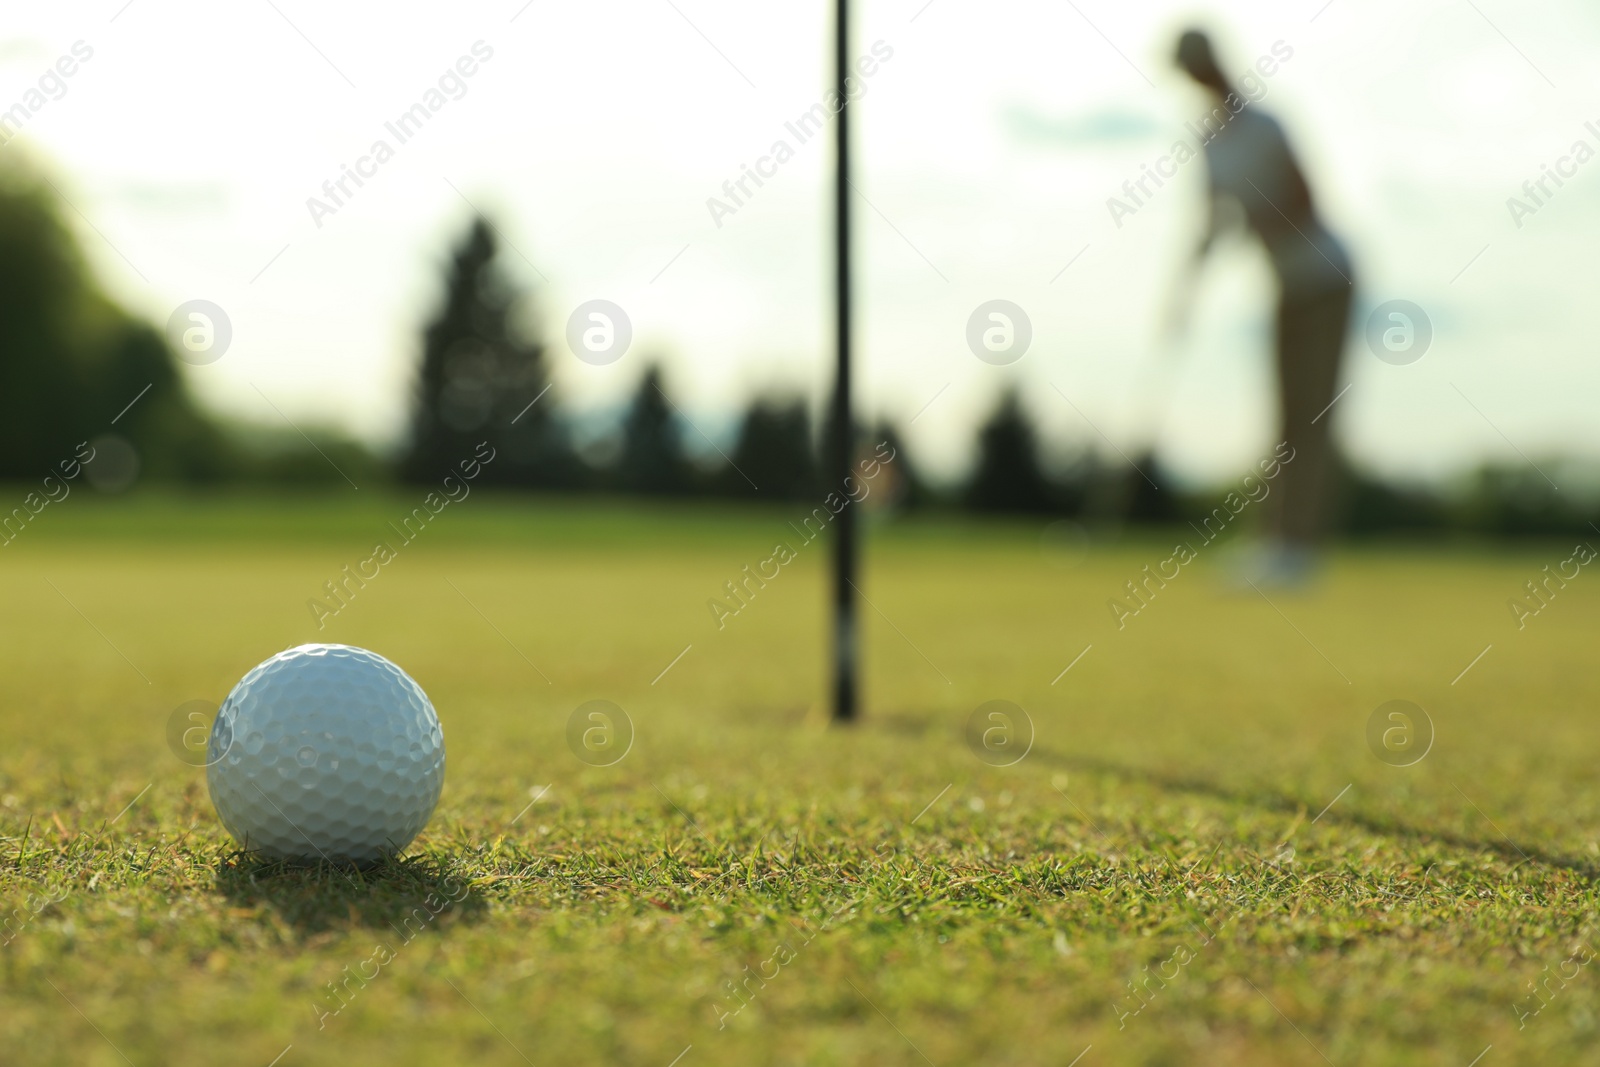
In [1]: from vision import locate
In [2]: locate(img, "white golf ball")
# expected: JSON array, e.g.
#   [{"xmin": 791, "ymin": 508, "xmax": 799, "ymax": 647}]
[{"xmin": 206, "ymin": 644, "xmax": 445, "ymax": 864}]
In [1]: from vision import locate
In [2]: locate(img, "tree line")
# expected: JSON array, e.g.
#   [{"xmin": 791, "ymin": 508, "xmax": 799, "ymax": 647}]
[{"xmin": 1, "ymin": 164, "xmax": 1592, "ymax": 539}]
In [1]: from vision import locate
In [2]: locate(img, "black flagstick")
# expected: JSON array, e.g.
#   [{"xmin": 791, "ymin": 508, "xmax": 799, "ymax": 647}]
[{"xmin": 830, "ymin": 0, "xmax": 858, "ymax": 722}]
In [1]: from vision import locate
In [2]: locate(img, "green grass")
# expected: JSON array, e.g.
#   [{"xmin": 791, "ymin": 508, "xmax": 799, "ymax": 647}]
[{"xmin": 1, "ymin": 490, "xmax": 1598, "ymax": 1065}]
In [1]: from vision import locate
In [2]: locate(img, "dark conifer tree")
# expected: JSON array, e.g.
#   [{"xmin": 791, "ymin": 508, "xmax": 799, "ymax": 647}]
[
  {"xmin": 728, "ymin": 396, "xmax": 816, "ymax": 500},
  {"xmin": 864, "ymin": 420, "xmax": 925, "ymax": 509},
  {"xmin": 404, "ymin": 216, "xmax": 568, "ymax": 486},
  {"xmin": 966, "ymin": 387, "xmax": 1052, "ymax": 513},
  {"xmin": 617, "ymin": 363, "xmax": 689, "ymax": 494}
]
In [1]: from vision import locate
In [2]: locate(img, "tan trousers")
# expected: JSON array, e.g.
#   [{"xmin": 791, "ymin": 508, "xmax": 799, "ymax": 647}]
[{"xmin": 1268, "ymin": 279, "xmax": 1353, "ymax": 546}]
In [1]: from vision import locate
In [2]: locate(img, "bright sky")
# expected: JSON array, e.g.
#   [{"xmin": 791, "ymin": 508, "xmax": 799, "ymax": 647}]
[{"xmin": 3, "ymin": 0, "xmax": 1598, "ymax": 486}]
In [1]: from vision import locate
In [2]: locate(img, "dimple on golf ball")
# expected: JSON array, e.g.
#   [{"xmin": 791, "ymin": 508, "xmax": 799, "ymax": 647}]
[{"xmin": 206, "ymin": 644, "xmax": 445, "ymax": 864}]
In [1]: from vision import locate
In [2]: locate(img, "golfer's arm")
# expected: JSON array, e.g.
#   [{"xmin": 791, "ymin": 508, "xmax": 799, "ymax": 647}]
[
  {"xmin": 1194, "ymin": 189, "xmax": 1225, "ymax": 260},
  {"xmin": 1165, "ymin": 192, "xmax": 1220, "ymax": 334}
]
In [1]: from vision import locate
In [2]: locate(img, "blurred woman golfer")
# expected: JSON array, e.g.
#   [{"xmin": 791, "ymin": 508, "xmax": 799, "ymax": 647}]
[{"xmin": 1169, "ymin": 30, "xmax": 1354, "ymax": 586}]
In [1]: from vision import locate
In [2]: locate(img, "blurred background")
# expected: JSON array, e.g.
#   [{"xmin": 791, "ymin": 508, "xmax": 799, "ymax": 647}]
[
  {"xmin": 3, "ymin": 0, "xmax": 1599, "ymax": 533},
  {"xmin": 9, "ymin": 9, "xmax": 1600, "ymax": 1061}
]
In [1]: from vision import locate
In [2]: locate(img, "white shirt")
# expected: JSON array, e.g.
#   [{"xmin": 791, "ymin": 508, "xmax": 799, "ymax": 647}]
[{"xmin": 1202, "ymin": 106, "xmax": 1352, "ymax": 296}]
